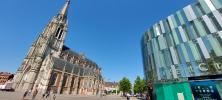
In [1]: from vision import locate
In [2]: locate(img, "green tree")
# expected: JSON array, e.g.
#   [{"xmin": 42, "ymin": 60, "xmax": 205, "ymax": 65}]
[
  {"xmin": 119, "ymin": 77, "xmax": 132, "ymax": 94},
  {"xmin": 133, "ymin": 76, "xmax": 146, "ymax": 94}
]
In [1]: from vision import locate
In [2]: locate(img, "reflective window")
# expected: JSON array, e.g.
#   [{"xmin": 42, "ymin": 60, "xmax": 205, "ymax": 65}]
[
  {"xmin": 216, "ymin": 32, "xmax": 222, "ymax": 48},
  {"xmin": 171, "ymin": 29, "xmax": 180, "ymax": 45},
  {"xmin": 167, "ymin": 16, "xmax": 175, "ymax": 29},
  {"xmin": 159, "ymin": 51, "xmax": 166, "ymax": 67},
  {"xmin": 169, "ymin": 47, "xmax": 180, "ymax": 64},
  {"xmin": 202, "ymin": 36, "xmax": 215, "ymax": 56},
  {"xmin": 211, "ymin": 0, "xmax": 222, "ymax": 9},
  {"xmin": 202, "ymin": 15, "xmax": 217, "ymax": 33},
  {"xmin": 176, "ymin": 45, "xmax": 188, "ymax": 63},
  {"xmin": 208, "ymin": 13, "xmax": 222, "ymax": 31},
  {"xmin": 158, "ymin": 35, "xmax": 167, "ymax": 50},
  {"xmin": 159, "ymin": 21, "xmax": 166, "ymax": 33},
  {"xmin": 163, "ymin": 20, "xmax": 170, "ymax": 33},
  {"xmin": 181, "ymin": 43, "xmax": 191, "ymax": 62},
  {"xmin": 197, "ymin": 37, "xmax": 211, "ymax": 59},
  {"xmin": 192, "ymin": 3, "xmax": 205, "ymax": 17},
  {"xmin": 176, "ymin": 11, "xmax": 185, "ymax": 25},
  {"xmin": 150, "ymin": 28, "xmax": 155, "ymax": 38},
  {"xmin": 199, "ymin": 0, "xmax": 211, "ymax": 14},
  {"xmin": 204, "ymin": 0, "xmax": 216, "ymax": 11},
  {"xmin": 192, "ymin": 18, "xmax": 208, "ymax": 37},
  {"xmin": 178, "ymin": 26, "xmax": 189, "ymax": 42},
  {"xmin": 188, "ymin": 41, "xmax": 202, "ymax": 61},
  {"xmin": 185, "ymin": 42, "xmax": 199, "ymax": 62},
  {"xmin": 182, "ymin": 25, "xmax": 192, "ymax": 40},
  {"xmin": 207, "ymin": 34, "xmax": 222, "ymax": 56},
  {"xmin": 154, "ymin": 24, "xmax": 161, "ymax": 36},
  {"xmin": 163, "ymin": 49, "xmax": 173, "ymax": 67},
  {"xmin": 166, "ymin": 33, "xmax": 175, "ymax": 47},
  {"xmin": 171, "ymin": 15, "xmax": 178, "ymax": 27},
  {"xmin": 175, "ymin": 28, "xmax": 183, "ymax": 43},
  {"xmin": 174, "ymin": 14, "xmax": 181, "ymax": 26},
  {"xmin": 187, "ymin": 22, "xmax": 198, "ymax": 39}
]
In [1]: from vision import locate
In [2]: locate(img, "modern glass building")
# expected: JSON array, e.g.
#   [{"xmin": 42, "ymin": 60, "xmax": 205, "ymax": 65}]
[{"xmin": 141, "ymin": 0, "xmax": 222, "ymax": 99}]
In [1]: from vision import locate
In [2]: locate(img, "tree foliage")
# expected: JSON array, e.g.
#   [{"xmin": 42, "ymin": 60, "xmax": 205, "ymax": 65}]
[
  {"xmin": 133, "ymin": 76, "xmax": 145, "ymax": 94},
  {"xmin": 119, "ymin": 77, "xmax": 132, "ymax": 93}
]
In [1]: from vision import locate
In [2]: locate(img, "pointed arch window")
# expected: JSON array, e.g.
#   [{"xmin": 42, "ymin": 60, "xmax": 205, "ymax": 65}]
[
  {"xmin": 55, "ymin": 27, "xmax": 63, "ymax": 40},
  {"xmin": 58, "ymin": 29, "xmax": 63, "ymax": 39},
  {"xmin": 55, "ymin": 28, "xmax": 61, "ymax": 37}
]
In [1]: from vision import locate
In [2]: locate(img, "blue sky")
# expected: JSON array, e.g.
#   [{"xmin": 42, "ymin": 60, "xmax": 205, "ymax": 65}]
[{"xmin": 0, "ymin": 0, "xmax": 193, "ymax": 83}]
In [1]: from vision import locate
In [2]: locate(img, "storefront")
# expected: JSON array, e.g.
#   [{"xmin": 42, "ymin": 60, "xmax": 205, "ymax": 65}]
[{"xmin": 188, "ymin": 74, "xmax": 222, "ymax": 100}]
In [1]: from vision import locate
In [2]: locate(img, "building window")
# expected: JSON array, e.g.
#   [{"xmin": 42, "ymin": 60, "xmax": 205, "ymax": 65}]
[
  {"xmin": 63, "ymin": 74, "xmax": 68, "ymax": 87},
  {"xmin": 55, "ymin": 28, "xmax": 61, "ymax": 37},
  {"xmin": 211, "ymin": 0, "xmax": 222, "ymax": 9},
  {"xmin": 208, "ymin": 13, "xmax": 222, "ymax": 31},
  {"xmin": 58, "ymin": 30, "xmax": 63, "ymax": 39},
  {"xmin": 50, "ymin": 72, "xmax": 57, "ymax": 86},
  {"xmin": 192, "ymin": 3, "xmax": 205, "ymax": 17}
]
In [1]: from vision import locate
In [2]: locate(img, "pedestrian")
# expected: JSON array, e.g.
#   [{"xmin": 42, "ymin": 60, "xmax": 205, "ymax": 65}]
[
  {"xmin": 45, "ymin": 91, "xmax": 50, "ymax": 98},
  {"xmin": 53, "ymin": 94, "xmax": 56, "ymax": 100},
  {"xmin": 42, "ymin": 92, "xmax": 45, "ymax": 98},
  {"xmin": 28, "ymin": 90, "xmax": 31, "ymax": 96},
  {"xmin": 126, "ymin": 93, "xmax": 130, "ymax": 100},
  {"xmin": 127, "ymin": 95, "xmax": 130, "ymax": 100},
  {"xmin": 23, "ymin": 90, "xmax": 29, "ymax": 100},
  {"xmin": 32, "ymin": 88, "xmax": 38, "ymax": 100}
]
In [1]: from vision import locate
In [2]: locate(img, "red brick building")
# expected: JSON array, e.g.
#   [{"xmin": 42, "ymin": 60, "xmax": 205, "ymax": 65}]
[{"xmin": 0, "ymin": 72, "xmax": 13, "ymax": 85}]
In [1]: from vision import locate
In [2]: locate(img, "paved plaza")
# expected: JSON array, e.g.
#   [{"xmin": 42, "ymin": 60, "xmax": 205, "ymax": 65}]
[{"xmin": 0, "ymin": 91, "xmax": 138, "ymax": 100}]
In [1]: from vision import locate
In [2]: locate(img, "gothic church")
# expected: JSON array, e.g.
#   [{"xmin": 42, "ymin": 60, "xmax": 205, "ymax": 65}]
[{"xmin": 13, "ymin": 0, "xmax": 104, "ymax": 95}]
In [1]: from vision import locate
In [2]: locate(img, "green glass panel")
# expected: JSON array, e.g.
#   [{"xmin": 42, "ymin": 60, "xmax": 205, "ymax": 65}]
[
  {"xmin": 199, "ymin": 0, "xmax": 211, "ymax": 14},
  {"xmin": 211, "ymin": 0, "xmax": 222, "ymax": 9},
  {"xmin": 172, "ymin": 29, "xmax": 180, "ymax": 45},
  {"xmin": 207, "ymin": 35, "xmax": 222, "ymax": 56},
  {"xmin": 171, "ymin": 15, "xmax": 178, "ymax": 27},
  {"xmin": 192, "ymin": 4, "xmax": 203, "ymax": 17},
  {"xmin": 188, "ymin": 41, "xmax": 201, "ymax": 61},
  {"xmin": 176, "ymin": 11, "xmax": 185, "ymax": 25},
  {"xmin": 159, "ymin": 51, "xmax": 166, "ymax": 67},
  {"xmin": 181, "ymin": 44, "xmax": 190, "ymax": 62},
  {"xmin": 193, "ymin": 19, "xmax": 207, "ymax": 37}
]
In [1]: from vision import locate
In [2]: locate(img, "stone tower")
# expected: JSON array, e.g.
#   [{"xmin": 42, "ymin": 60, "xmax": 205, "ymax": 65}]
[{"xmin": 13, "ymin": 0, "xmax": 70, "ymax": 91}]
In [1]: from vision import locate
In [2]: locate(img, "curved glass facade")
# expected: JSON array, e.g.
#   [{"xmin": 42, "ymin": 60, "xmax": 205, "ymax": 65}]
[{"xmin": 141, "ymin": 0, "xmax": 222, "ymax": 81}]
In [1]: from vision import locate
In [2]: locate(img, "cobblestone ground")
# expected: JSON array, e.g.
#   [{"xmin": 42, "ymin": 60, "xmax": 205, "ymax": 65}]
[{"xmin": 0, "ymin": 91, "xmax": 138, "ymax": 100}]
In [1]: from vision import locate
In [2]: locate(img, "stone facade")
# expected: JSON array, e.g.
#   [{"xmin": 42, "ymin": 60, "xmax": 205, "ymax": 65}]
[
  {"xmin": 104, "ymin": 82, "xmax": 119, "ymax": 95},
  {"xmin": 12, "ymin": 0, "xmax": 103, "ymax": 95}
]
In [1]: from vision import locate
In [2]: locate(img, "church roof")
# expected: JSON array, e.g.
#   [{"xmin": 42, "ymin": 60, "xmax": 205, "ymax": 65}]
[
  {"xmin": 61, "ymin": 45, "xmax": 100, "ymax": 69},
  {"xmin": 52, "ymin": 56, "xmax": 95, "ymax": 77}
]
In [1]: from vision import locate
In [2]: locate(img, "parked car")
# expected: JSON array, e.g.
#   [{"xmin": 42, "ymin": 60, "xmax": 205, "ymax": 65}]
[{"xmin": 0, "ymin": 81, "xmax": 14, "ymax": 91}]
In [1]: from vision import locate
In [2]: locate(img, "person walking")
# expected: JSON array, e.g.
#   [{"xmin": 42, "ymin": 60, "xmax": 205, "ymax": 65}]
[
  {"xmin": 53, "ymin": 94, "xmax": 56, "ymax": 100},
  {"xmin": 28, "ymin": 90, "xmax": 31, "ymax": 96},
  {"xmin": 126, "ymin": 93, "xmax": 130, "ymax": 100},
  {"xmin": 32, "ymin": 89, "xmax": 38, "ymax": 100},
  {"xmin": 42, "ymin": 92, "xmax": 46, "ymax": 98},
  {"xmin": 22, "ymin": 90, "xmax": 29, "ymax": 100},
  {"xmin": 45, "ymin": 91, "xmax": 50, "ymax": 98}
]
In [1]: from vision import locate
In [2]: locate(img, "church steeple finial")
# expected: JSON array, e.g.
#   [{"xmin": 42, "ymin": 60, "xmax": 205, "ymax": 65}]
[{"xmin": 59, "ymin": 0, "xmax": 70, "ymax": 17}]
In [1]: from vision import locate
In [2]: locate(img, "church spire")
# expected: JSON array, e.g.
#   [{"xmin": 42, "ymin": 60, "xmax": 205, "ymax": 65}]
[{"xmin": 59, "ymin": 0, "xmax": 70, "ymax": 17}]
